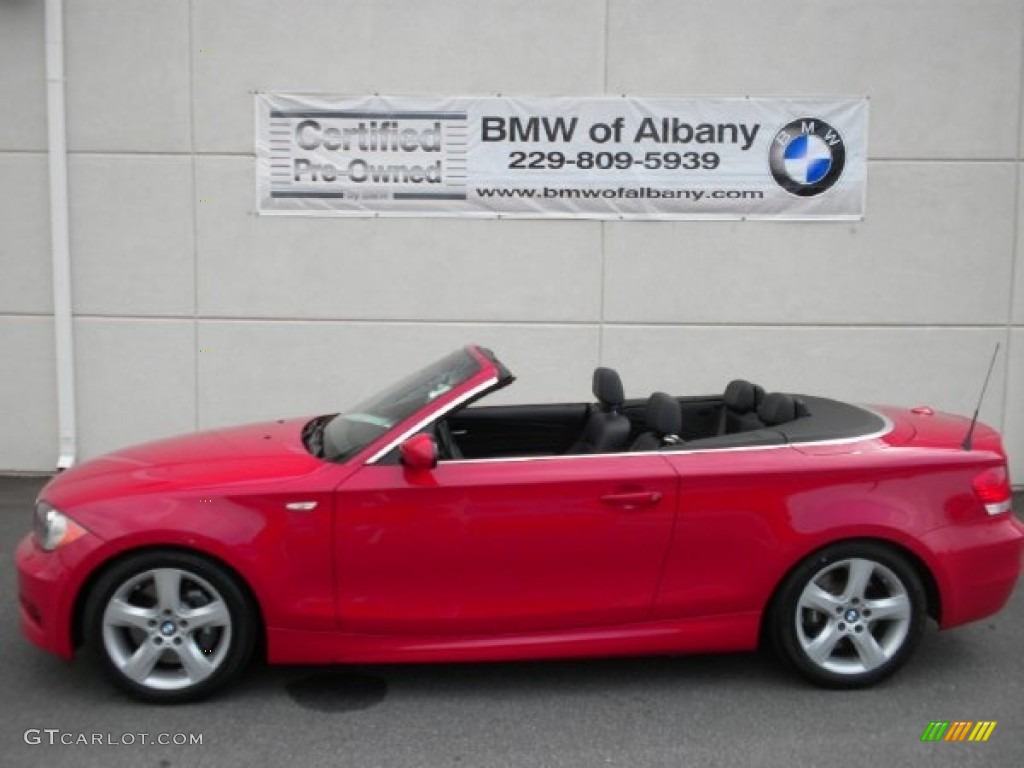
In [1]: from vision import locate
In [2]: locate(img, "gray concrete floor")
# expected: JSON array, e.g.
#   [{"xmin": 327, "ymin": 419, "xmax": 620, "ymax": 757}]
[{"xmin": 1, "ymin": 475, "xmax": 1022, "ymax": 768}]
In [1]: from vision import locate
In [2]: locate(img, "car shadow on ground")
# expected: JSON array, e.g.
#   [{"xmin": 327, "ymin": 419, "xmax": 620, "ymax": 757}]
[
  {"xmin": 6, "ymin": 596, "xmax": 1005, "ymax": 715},
  {"xmin": 224, "ymin": 620, "xmax": 989, "ymax": 713}
]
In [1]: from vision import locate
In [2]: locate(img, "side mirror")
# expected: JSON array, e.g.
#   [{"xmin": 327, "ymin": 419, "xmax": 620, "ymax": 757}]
[{"xmin": 399, "ymin": 433, "xmax": 438, "ymax": 470}]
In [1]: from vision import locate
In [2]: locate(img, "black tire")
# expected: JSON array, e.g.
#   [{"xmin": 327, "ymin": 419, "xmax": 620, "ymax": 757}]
[
  {"xmin": 770, "ymin": 541, "xmax": 927, "ymax": 688},
  {"xmin": 83, "ymin": 550, "xmax": 256, "ymax": 703}
]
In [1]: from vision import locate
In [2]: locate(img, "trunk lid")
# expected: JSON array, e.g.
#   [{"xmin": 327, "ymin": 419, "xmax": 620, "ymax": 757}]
[{"xmin": 876, "ymin": 405, "xmax": 1005, "ymax": 456}]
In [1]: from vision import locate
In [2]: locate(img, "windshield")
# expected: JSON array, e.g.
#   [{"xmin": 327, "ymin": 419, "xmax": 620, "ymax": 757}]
[{"xmin": 321, "ymin": 348, "xmax": 481, "ymax": 462}]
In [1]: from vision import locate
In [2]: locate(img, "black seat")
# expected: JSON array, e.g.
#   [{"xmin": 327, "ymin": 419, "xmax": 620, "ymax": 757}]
[
  {"xmin": 630, "ymin": 392, "xmax": 683, "ymax": 451},
  {"xmin": 718, "ymin": 379, "xmax": 765, "ymax": 435},
  {"xmin": 757, "ymin": 392, "xmax": 809, "ymax": 427},
  {"xmin": 568, "ymin": 368, "xmax": 631, "ymax": 454}
]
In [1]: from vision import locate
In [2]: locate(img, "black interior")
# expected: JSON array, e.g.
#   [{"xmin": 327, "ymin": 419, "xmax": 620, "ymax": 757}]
[
  {"xmin": 440, "ymin": 392, "xmax": 885, "ymax": 461},
  {"xmin": 446, "ymin": 402, "xmax": 590, "ymax": 459},
  {"xmin": 566, "ymin": 368, "xmax": 631, "ymax": 454},
  {"xmin": 622, "ymin": 395, "xmax": 721, "ymax": 443},
  {"xmin": 718, "ymin": 379, "xmax": 766, "ymax": 435},
  {"xmin": 629, "ymin": 392, "xmax": 684, "ymax": 451}
]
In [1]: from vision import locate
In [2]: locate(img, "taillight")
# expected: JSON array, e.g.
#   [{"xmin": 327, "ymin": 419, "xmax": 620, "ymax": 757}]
[{"xmin": 972, "ymin": 466, "xmax": 1012, "ymax": 516}]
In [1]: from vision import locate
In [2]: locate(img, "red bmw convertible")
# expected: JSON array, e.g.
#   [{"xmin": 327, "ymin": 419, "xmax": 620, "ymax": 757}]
[{"xmin": 16, "ymin": 345, "xmax": 1023, "ymax": 702}]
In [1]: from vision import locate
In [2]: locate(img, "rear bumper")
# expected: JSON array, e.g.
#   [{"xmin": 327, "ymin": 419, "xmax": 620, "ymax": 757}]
[
  {"xmin": 923, "ymin": 513, "xmax": 1024, "ymax": 629},
  {"xmin": 16, "ymin": 532, "xmax": 102, "ymax": 660}
]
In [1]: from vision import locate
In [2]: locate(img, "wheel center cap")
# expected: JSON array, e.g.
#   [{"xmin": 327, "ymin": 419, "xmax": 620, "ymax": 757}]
[
  {"xmin": 844, "ymin": 609, "xmax": 860, "ymax": 623},
  {"xmin": 160, "ymin": 620, "xmax": 177, "ymax": 636}
]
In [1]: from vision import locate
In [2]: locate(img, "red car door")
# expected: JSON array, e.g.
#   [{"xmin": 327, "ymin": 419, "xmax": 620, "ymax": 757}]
[{"xmin": 334, "ymin": 454, "xmax": 678, "ymax": 635}]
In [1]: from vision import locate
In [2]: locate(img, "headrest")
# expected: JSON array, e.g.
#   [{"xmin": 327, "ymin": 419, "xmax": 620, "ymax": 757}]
[
  {"xmin": 758, "ymin": 392, "xmax": 798, "ymax": 426},
  {"xmin": 646, "ymin": 392, "xmax": 682, "ymax": 436},
  {"xmin": 592, "ymin": 367, "xmax": 625, "ymax": 408},
  {"xmin": 723, "ymin": 379, "xmax": 765, "ymax": 413}
]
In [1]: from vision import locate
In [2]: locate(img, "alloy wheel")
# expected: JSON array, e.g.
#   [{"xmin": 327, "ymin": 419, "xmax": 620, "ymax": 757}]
[
  {"xmin": 101, "ymin": 567, "xmax": 233, "ymax": 691},
  {"xmin": 795, "ymin": 557, "xmax": 911, "ymax": 676}
]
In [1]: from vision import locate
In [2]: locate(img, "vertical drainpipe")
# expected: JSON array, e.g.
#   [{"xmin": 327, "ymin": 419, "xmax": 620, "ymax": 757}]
[{"xmin": 45, "ymin": 0, "xmax": 77, "ymax": 470}]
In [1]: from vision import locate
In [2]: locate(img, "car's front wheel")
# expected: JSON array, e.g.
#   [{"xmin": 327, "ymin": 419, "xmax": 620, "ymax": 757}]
[
  {"xmin": 771, "ymin": 542, "xmax": 927, "ymax": 688},
  {"xmin": 84, "ymin": 550, "xmax": 256, "ymax": 703}
]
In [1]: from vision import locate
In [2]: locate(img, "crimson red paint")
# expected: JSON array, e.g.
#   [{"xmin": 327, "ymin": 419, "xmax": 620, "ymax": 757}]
[{"xmin": 15, "ymin": 346, "xmax": 1024, "ymax": 700}]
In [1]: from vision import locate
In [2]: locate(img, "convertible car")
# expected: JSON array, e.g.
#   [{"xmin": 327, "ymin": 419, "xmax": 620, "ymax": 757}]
[{"xmin": 16, "ymin": 345, "xmax": 1023, "ymax": 702}]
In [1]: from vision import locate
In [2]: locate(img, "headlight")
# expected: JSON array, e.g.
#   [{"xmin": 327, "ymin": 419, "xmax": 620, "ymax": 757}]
[{"xmin": 33, "ymin": 501, "xmax": 87, "ymax": 551}]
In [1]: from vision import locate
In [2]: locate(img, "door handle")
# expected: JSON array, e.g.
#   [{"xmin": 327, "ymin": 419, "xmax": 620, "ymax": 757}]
[{"xmin": 600, "ymin": 491, "xmax": 663, "ymax": 509}]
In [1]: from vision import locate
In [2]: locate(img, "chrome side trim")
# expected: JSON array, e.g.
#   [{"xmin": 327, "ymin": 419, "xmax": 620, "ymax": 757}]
[
  {"xmin": 437, "ymin": 407, "xmax": 895, "ymax": 467},
  {"xmin": 365, "ymin": 377, "xmax": 500, "ymax": 465}
]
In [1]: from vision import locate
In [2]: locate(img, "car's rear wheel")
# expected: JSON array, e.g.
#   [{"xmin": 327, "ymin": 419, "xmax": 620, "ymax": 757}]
[
  {"xmin": 84, "ymin": 550, "xmax": 256, "ymax": 703},
  {"xmin": 771, "ymin": 542, "xmax": 927, "ymax": 688}
]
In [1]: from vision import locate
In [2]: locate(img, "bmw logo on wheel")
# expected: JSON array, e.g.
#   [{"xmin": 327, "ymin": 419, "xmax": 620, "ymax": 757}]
[{"xmin": 768, "ymin": 118, "xmax": 847, "ymax": 197}]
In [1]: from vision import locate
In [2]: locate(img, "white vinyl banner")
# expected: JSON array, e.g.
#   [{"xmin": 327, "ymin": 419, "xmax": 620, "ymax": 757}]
[{"xmin": 256, "ymin": 94, "xmax": 868, "ymax": 220}]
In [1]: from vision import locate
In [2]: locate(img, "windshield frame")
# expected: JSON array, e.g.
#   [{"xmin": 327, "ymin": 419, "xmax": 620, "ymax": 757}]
[{"xmin": 320, "ymin": 346, "xmax": 506, "ymax": 464}]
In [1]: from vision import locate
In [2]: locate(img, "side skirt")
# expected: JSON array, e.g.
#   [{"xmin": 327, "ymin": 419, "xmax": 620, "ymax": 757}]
[{"xmin": 265, "ymin": 612, "xmax": 761, "ymax": 665}]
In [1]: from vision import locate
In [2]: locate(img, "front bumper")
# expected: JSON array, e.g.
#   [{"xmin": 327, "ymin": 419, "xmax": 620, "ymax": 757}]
[
  {"xmin": 16, "ymin": 532, "xmax": 103, "ymax": 660},
  {"xmin": 924, "ymin": 513, "xmax": 1024, "ymax": 629}
]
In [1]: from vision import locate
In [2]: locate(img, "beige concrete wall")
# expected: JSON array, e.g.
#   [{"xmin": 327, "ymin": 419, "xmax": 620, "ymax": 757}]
[{"xmin": 1, "ymin": 0, "xmax": 1022, "ymax": 482}]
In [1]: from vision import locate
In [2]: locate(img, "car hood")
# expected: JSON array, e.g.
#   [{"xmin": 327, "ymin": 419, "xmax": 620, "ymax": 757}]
[{"xmin": 41, "ymin": 417, "xmax": 327, "ymax": 509}]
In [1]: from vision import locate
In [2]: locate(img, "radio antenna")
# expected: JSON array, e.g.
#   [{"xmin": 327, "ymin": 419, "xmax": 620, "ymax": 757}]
[{"xmin": 962, "ymin": 343, "xmax": 1000, "ymax": 451}]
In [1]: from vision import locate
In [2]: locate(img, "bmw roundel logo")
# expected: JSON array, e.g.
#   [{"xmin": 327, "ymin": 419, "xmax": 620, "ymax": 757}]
[{"xmin": 769, "ymin": 118, "xmax": 847, "ymax": 197}]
